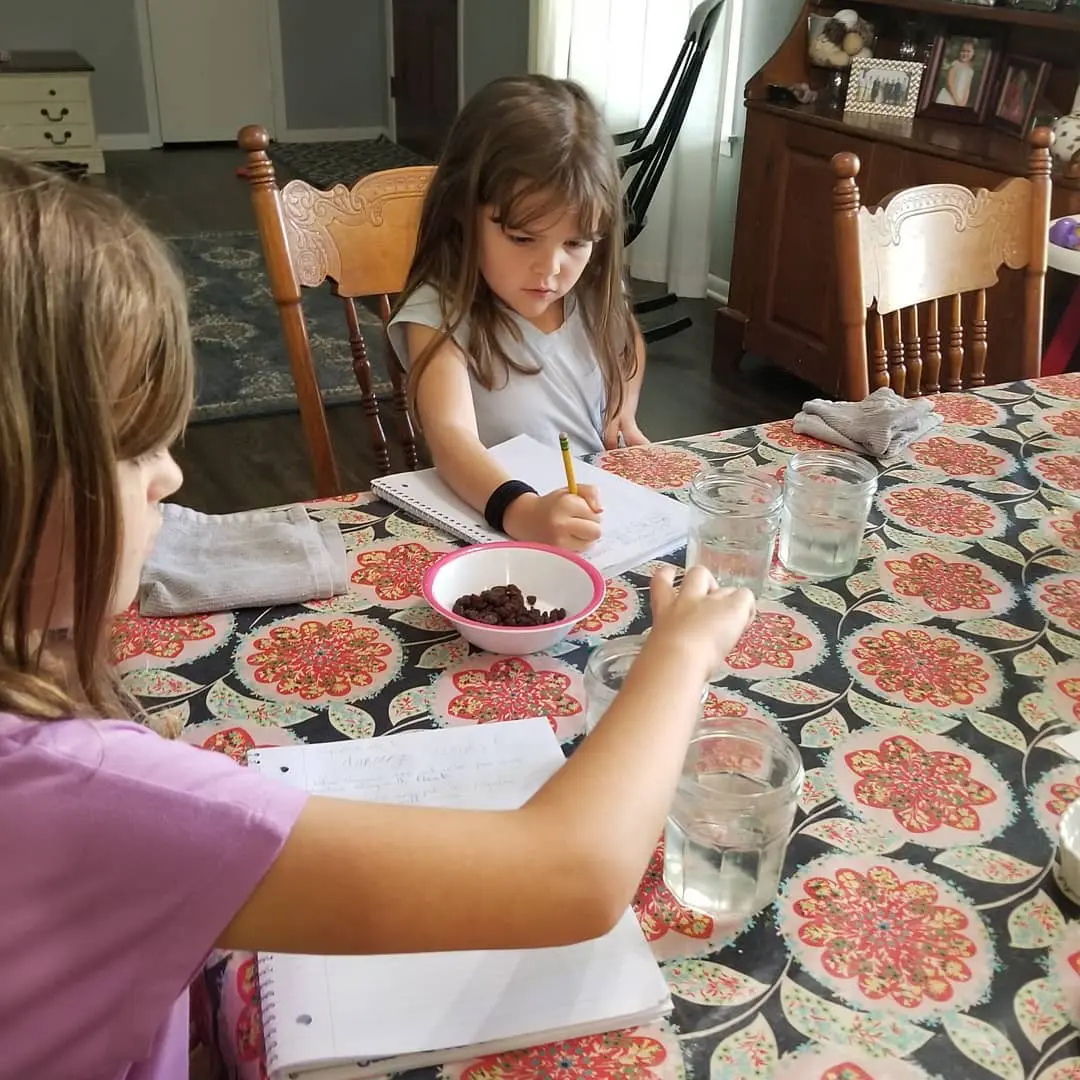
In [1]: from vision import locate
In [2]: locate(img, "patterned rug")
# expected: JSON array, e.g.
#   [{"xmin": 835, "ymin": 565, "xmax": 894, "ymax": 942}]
[
  {"xmin": 169, "ymin": 231, "xmax": 393, "ymax": 424},
  {"xmin": 268, "ymin": 136, "xmax": 430, "ymax": 190}
]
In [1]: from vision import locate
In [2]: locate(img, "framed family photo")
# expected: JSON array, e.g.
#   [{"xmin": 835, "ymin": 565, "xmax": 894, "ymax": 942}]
[
  {"xmin": 991, "ymin": 54, "xmax": 1049, "ymax": 136},
  {"xmin": 919, "ymin": 33, "xmax": 998, "ymax": 123},
  {"xmin": 844, "ymin": 57, "xmax": 924, "ymax": 119}
]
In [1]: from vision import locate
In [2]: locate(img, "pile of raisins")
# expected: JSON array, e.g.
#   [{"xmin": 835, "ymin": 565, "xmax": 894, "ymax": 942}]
[{"xmin": 452, "ymin": 584, "xmax": 567, "ymax": 626}]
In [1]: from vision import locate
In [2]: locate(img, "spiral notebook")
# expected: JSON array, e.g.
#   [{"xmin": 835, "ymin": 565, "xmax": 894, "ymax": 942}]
[
  {"xmin": 247, "ymin": 719, "xmax": 671, "ymax": 1080},
  {"xmin": 371, "ymin": 435, "xmax": 689, "ymax": 578}
]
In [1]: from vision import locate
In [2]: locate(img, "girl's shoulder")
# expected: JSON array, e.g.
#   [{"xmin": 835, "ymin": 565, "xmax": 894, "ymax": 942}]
[{"xmin": 391, "ymin": 282, "xmax": 455, "ymax": 327}]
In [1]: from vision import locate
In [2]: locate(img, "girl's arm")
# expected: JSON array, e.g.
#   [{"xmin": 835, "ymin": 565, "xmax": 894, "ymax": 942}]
[
  {"xmin": 945, "ymin": 63, "xmax": 963, "ymax": 106},
  {"xmin": 408, "ymin": 323, "xmax": 604, "ymax": 551},
  {"xmin": 602, "ymin": 325, "xmax": 648, "ymax": 449},
  {"xmin": 217, "ymin": 568, "xmax": 755, "ymax": 956}
]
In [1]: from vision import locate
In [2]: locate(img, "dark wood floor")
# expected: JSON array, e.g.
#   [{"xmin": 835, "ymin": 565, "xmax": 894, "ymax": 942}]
[{"xmin": 100, "ymin": 146, "xmax": 816, "ymax": 514}]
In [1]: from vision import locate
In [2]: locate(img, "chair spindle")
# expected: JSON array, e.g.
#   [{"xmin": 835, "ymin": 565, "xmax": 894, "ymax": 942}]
[
  {"xmin": 945, "ymin": 294, "xmax": 964, "ymax": 392},
  {"xmin": 343, "ymin": 297, "xmax": 391, "ymax": 475},
  {"xmin": 869, "ymin": 309, "xmax": 888, "ymax": 391},
  {"xmin": 971, "ymin": 289, "xmax": 988, "ymax": 388},
  {"xmin": 885, "ymin": 311, "xmax": 905, "ymax": 397},
  {"xmin": 923, "ymin": 300, "xmax": 941, "ymax": 396},
  {"xmin": 902, "ymin": 305, "xmax": 922, "ymax": 397}
]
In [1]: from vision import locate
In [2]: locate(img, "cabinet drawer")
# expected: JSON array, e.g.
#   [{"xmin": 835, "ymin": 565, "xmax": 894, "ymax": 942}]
[
  {"xmin": 0, "ymin": 122, "xmax": 94, "ymax": 150},
  {"xmin": 0, "ymin": 100, "xmax": 92, "ymax": 126},
  {"xmin": 0, "ymin": 74, "xmax": 91, "ymax": 105}
]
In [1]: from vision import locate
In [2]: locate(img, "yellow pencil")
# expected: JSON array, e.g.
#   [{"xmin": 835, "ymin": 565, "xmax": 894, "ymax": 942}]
[{"xmin": 559, "ymin": 431, "xmax": 578, "ymax": 495}]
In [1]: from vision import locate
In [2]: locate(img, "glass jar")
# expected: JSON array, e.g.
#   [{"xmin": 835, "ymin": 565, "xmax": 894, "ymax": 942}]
[
  {"xmin": 686, "ymin": 470, "xmax": 782, "ymax": 598},
  {"xmin": 583, "ymin": 634, "xmax": 708, "ymax": 734},
  {"xmin": 777, "ymin": 450, "xmax": 878, "ymax": 580}
]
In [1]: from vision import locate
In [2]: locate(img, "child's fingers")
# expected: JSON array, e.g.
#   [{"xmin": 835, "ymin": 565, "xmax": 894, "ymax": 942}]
[
  {"xmin": 575, "ymin": 484, "xmax": 604, "ymax": 514},
  {"xmin": 649, "ymin": 565, "xmax": 677, "ymax": 619},
  {"xmin": 679, "ymin": 564, "xmax": 716, "ymax": 598},
  {"xmin": 566, "ymin": 517, "xmax": 603, "ymax": 544}
]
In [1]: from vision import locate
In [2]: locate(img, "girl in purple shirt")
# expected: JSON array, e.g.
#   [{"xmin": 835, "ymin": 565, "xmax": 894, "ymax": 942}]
[{"xmin": 0, "ymin": 154, "xmax": 755, "ymax": 1080}]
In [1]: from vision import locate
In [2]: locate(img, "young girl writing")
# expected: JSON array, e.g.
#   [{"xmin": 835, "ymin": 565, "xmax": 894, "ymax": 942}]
[
  {"xmin": 387, "ymin": 75, "xmax": 647, "ymax": 555},
  {"xmin": 0, "ymin": 158, "xmax": 755, "ymax": 1078}
]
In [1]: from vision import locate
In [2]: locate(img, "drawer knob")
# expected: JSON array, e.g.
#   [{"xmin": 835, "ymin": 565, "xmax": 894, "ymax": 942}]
[
  {"xmin": 48, "ymin": 88, "xmax": 56, "ymax": 96},
  {"xmin": 44, "ymin": 130, "xmax": 72, "ymax": 146},
  {"xmin": 40, "ymin": 106, "xmax": 69, "ymax": 122}
]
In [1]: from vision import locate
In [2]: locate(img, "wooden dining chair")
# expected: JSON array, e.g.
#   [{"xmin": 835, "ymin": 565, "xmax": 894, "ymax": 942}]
[
  {"xmin": 831, "ymin": 126, "xmax": 1053, "ymax": 402},
  {"xmin": 238, "ymin": 125, "xmax": 436, "ymax": 496}
]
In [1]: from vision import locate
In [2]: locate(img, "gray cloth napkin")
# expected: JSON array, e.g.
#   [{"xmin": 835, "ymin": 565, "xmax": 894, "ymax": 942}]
[
  {"xmin": 792, "ymin": 386, "xmax": 943, "ymax": 458},
  {"xmin": 139, "ymin": 503, "xmax": 348, "ymax": 617}
]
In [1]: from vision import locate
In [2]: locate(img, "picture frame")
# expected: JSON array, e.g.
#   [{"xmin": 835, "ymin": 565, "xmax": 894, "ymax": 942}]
[
  {"xmin": 918, "ymin": 32, "xmax": 1000, "ymax": 123},
  {"xmin": 843, "ymin": 57, "xmax": 925, "ymax": 119},
  {"xmin": 991, "ymin": 54, "xmax": 1050, "ymax": 136}
]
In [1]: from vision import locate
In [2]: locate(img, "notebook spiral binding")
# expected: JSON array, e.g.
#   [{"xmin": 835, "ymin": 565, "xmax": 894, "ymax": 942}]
[
  {"xmin": 370, "ymin": 478, "xmax": 493, "ymax": 544},
  {"xmin": 248, "ymin": 750, "xmax": 282, "ymax": 1062},
  {"xmin": 258, "ymin": 953, "xmax": 280, "ymax": 1063}
]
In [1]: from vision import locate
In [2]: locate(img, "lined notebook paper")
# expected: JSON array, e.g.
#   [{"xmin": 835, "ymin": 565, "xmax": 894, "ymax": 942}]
[
  {"xmin": 371, "ymin": 435, "xmax": 689, "ymax": 578},
  {"xmin": 248, "ymin": 720, "xmax": 671, "ymax": 1080}
]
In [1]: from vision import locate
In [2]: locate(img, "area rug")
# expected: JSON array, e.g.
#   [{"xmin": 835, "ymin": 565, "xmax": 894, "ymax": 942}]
[
  {"xmin": 169, "ymin": 230, "xmax": 393, "ymax": 423},
  {"xmin": 268, "ymin": 136, "xmax": 430, "ymax": 190}
]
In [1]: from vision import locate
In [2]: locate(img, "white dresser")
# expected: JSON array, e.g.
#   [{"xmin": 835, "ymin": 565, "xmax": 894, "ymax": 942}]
[{"xmin": 0, "ymin": 51, "xmax": 104, "ymax": 173}]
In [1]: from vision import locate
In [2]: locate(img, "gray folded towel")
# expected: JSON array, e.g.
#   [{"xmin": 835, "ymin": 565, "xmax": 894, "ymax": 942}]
[
  {"xmin": 139, "ymin": 503, "xmax": 348, "ymax": 617},
  {"xmin": 791, "ymin": 387, "xmax": 943, "ymax": 458}
]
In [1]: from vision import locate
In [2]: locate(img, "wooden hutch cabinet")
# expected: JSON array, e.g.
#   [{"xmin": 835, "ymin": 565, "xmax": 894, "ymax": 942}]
[{"xmin": 713, "ymin": 0, "xmax": 1080, "ymax": 396}]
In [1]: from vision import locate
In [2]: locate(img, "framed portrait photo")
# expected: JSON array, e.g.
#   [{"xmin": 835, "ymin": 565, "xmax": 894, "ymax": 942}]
[
  {"xmin": 843, "ymin": 57, "xmax": 925, "ymax": 119},
  {"xmin": 991, "ymin": 54, "xmax": 1049, "ymax": 136},
  {"xmin": 919, "ymin": 33, "xmax": 999, "ymax": 123}
]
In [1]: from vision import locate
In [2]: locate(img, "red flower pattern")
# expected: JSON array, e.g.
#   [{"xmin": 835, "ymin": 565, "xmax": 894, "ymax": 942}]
[
  {"xmin": 725, "ymin": 611, "xmax": 813, "ymax": 671},
  {"xmin": 573, "ymin": 581, "xmax": 631, "ymax": 633},
  {"xmin": 1037, "ymin": 373, "xmax": 1080, "ymax": 399},
  {"xmin": 459, "ymin": 1029, "xmax": 668, "ymax": 1079},
  {"xmin": 931, "ymin": 394, "xmax": 1002, "ymax": 426},
  {"xmin": 245, "ymin": 617, "xmax": 393, "ymax": 700},
  {"xmin": 883, "ymin": 487, "xmax": 998, "ymax": 538},
  {"xmin": 851, "ymin": 627, "xmax": 990, "ymax": 708},
  {"xmin": 1040, "ymin": 578, "xmax": 1080, "ymax": 632},
  {"xmin": 910, "ymin": 436, "xmax": 1007, "ymax": 477},
  {"xmin": 446, "ymin": 656, "xmax": 582, "ymax": 725},
  {"xmin": 762, "ymin": 419, "xmax": 833, "ymax": 452},
  {"xmin": 197, "ymin": 726, "xmax": 257, "ymax": 766},
  {"xmin": 351, "ymin": 542, "xmax": 440, "ymax": 602},
  {"xmin": 110, "ymin": 607, "xmax": 216, "ymax": 663},
  {"xmin": 1049, "ymin": 511, "xmax": 1080, "ymax": 552},
  {"xmin": 1045, "ymin": 409, "xmax": 1080, "ymax": 438},
  {"xmin": 633, "ymin": 840, "xmax": 713, "ymax": 942},
  {"xmin": 845, "ymin": 734, "xmax": 996, "ymax": 833},
  {"xmin": 793, "ymin": 864, "xmax": 977, "ymax": 1008},
  {"xmin": 1046, "ymin": 774, "xmax": 1080, "ymax": 818},
  {"xmin": 1034, "ymin": 454, "xmax": 1080, "ymax": 493},
  {"xmin": 234, "ymin": 959, "xmax": 265, "ymax": 1065},
  {"xmin": 882, "ymin": 552, "xmax": 1001, "ymax": 613},
  {"xmin": 599, "ymin": 445, "xmax": 704, "ymax": 491}
]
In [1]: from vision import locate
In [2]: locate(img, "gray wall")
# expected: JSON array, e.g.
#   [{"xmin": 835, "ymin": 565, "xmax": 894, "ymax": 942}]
[
  {"xmin": 0, "ymin": 0, "xmax": 149, "ymax": 134},
  {"xmin": 279, "ymin": 0, "xmax": 387, "ymax": 130},
  {"xmin": 462, "ymin": 0, "xmax": 530, "ymax": 102},
  {"xmin": 709, "ymin": 0, "xmax": 803, "ymax": 282},
  {"xmin": 0, "ymin": 0, "xmax": 525, "ymax": 138}
]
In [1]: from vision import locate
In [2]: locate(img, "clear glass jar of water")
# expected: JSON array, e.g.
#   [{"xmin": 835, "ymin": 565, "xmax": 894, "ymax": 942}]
[
  {"xmin": 686, "ymin": 471, "xmax": 782, "ymax": 598},
  {"xmin": 583, "ymin": 634, "xmax": 708, "ymax": 734},
  {"xmin": 778, "ymin": 450, "xmax": 878, "ymax": 580},
  {"xmin": 664, "ymin": 716, "xmax": 803, "ymax": 921}
]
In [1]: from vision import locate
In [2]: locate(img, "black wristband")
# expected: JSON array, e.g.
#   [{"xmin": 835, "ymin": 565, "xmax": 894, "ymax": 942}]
[{"xmin": 484, "ymin": 480, "xmax": 537, "ymax": 533}]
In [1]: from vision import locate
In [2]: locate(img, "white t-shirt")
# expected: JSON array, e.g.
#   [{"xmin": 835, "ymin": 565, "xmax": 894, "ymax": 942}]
[{"xmin": 387, "ymin": 283, "xmax": 606, "ymax": 456}]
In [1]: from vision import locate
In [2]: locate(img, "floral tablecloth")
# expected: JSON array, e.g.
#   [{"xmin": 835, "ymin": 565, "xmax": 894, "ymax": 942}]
[{"xmin": 115, "ymin": 373, "xmax": 1080, "ymax": 1080}]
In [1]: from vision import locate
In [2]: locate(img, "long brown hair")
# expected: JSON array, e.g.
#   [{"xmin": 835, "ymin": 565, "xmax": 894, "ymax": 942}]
[
  {"xmin": 0, "ymin": 155, "xmax": 194, "ymax": 720},
  {"xmin": 397, "ymin": 74, "xmax": 638, "ymax": 425}
]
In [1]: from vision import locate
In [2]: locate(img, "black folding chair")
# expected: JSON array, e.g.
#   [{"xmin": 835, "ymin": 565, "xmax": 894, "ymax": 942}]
[{"xmin": 617, "ymin": 0, "xmax": 727, "ymax": 344}]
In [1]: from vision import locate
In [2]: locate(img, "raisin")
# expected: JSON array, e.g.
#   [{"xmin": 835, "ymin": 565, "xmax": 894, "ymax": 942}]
[{"xmin": 451, "ymin": 583, "xmax": 567, "ymax": 627}]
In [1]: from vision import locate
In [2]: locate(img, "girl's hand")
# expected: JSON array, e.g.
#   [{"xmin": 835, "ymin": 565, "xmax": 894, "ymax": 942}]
[
  {"xmin": 602, "ymin": 412, "xmax": 648, "ymax": 451},
  {"xmin": 503, "ymin": 486, "xmax": 604, "ymax": 552},
  {"xmin": 647, "ymin": 565, "xmax": 755, "ymax": 678}
]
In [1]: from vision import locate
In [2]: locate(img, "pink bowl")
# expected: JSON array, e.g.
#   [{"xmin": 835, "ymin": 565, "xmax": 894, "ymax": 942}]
[{"xmin": 422, "ymin": 542, "xmax": 605, "ymax": 655}]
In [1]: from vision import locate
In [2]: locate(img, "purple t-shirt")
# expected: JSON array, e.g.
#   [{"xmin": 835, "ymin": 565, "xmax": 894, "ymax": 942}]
[{"xmin": 0, "ymin": 713, "xmax": 309, "ymax": 1080}]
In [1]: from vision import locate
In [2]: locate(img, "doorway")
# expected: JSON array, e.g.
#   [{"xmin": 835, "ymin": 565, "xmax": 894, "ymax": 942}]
[
  {"xmin": 389, "ymin": 0, "xmax": 460, "ymax": 160},
  {"xmin": 144, "ymin": 0, "xmax": 279, "ymax": 143}
]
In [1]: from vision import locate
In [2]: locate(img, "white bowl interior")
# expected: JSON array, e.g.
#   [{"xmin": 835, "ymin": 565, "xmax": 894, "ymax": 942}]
[{"xmin": 429, "ymin": 546, "xmax": 599, "ymax": 623}]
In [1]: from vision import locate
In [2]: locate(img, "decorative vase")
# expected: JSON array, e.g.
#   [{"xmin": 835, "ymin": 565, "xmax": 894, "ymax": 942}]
[{"xmin": 1052, "ymin": 82, "xmax": 1080, "ymax": 168}]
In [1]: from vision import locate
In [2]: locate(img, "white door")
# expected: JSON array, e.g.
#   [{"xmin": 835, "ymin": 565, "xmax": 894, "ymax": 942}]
[{"xmin": 146, "ymin": 0, "xmax": 277, "ymax": 143}]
